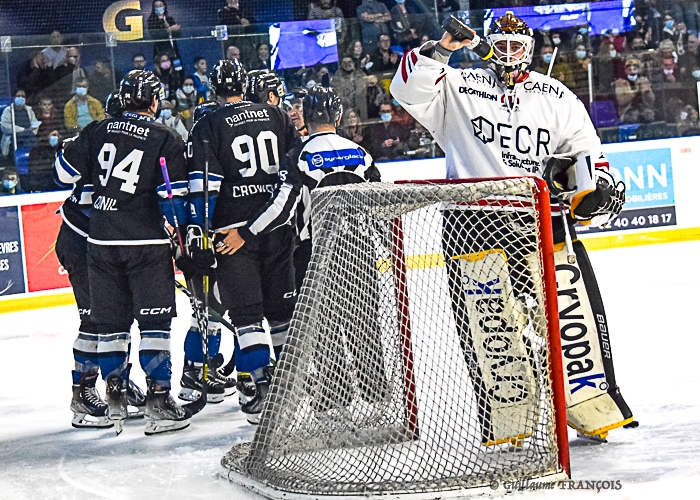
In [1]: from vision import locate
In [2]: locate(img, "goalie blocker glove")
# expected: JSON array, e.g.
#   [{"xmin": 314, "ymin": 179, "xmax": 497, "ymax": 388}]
[{"xmin": 573, "ymin": 169, "xmax": 625, "ymax": 225}]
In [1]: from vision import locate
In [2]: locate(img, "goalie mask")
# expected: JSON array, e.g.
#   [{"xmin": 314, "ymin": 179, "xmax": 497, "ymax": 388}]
[{"xmin": 487, "ymin": 11, "xmax": 534, "ymax": 89}]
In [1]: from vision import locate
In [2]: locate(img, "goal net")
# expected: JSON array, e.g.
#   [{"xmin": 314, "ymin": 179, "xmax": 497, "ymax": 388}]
[{"xmin": 222, "ymin": 178, "xmax": 569, "ymax": 499}]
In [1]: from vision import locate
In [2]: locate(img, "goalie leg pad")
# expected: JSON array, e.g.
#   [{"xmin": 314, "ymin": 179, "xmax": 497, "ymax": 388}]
[{"xmin": 555, "ymin": 240, "xmax": 634, "ymax": 436}]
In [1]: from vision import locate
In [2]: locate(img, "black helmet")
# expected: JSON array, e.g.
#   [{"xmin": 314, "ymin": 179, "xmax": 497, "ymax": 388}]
[
  {"xmin": 247, "ymin": 69, "xmax": 285, "ymax": 104},
  {"xmin": 118, "ymin": 70, "xmax": 163, "ymax": 111},
  {"xmin": 302, "ymin": 85, "xmax": 342, "ymax": 126},
  {"xmin": 210, "ymin": 59, "xmax": 247, "ymax": 97},
  {"xmin": 105, "ymin": 91, "xmax": 123, "ymax": 117}
]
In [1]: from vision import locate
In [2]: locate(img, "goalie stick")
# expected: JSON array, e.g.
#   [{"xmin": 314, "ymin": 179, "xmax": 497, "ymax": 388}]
[{"xmin": 160, "ymin": 157, "xmax": 209, "ymax": 416}]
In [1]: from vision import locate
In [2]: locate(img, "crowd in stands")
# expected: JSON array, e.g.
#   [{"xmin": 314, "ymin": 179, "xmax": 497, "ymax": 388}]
[{"xmin": 4, "ymin": 0, "xmax": 700, "ymax": 195}]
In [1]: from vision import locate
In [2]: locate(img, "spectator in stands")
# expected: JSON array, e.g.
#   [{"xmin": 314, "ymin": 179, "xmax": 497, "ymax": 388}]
[
  {"xmin": 27, "ymin": 130, "xmax": 62, "ymax": 192},
  {"xmin": 365, "ymin": 74, "xmax": 384, "ymax": 119},
  {"xmin": 42, "ymin": 31, "xmax": 66, "ymax": 69},
  {"xmin": 391, "ymin": 96, "xmax": 413, "ymax": 129},
  {"xmin": 395, "ymin": 121, "xmax": 441, "ymax": 159},
  {"xmin": 154, "ymin": 53, "xmax": 183, "ymax": 105},
  {"xmin": 226, "ymin": 45, "xmax": 242, "ymax": 64},
  {"xmin": 147, "ymin": 0, "xmax": 182, "ymax": 67},
  {"xmin": 193, "ymin": 57, "xmax": 210, "ymax": 100},
  {"xmin": 390, "ymin": 0, "xmax": 419, "ymax": 52},
  {"xmin": 348, "ymin": 40, "xmax": 371, "ymax": 73},
  {"xmin": 0, "ymin": 167, "xmax": 22, "ymax": 196},
  {"xmin": 661, "ymin": 56, "xmax": 681, "ymax": 82},
  {"xmin": 357, "ymin": 0, "xmax": 391, "ymax": 51},
  {"xmin": 34, "ymin": 96, "xmax": 64, "ymax": 144},
  {"xmin": 282, "ymin": 89, "xmax": 306, "ymax": 135},
  {"xmin": 65, "ymin": 47, "xmax": 88, "ymax": 94},
  {"xmin": 369, "ymin": 34, "xmax": 400, "ymax": 76},
  {"xmin": 615, "ymin": 58, "xmax": 656, "ymax": 123},
  {"xmin": 364, "ymin": 98, "xmax": 411, "ymax": 161},
  {"xmin": 338, "ymin": 108, "xmax": 366, "ymax": 145},
  {"xmin": 64, "ymin": 79, "xmax": 105, "ymax": 132},
  {"xmin": 534, "ymin": 44, "xmax": 574, "ymax": 89},
  {"xmin": 661, "ymin": 12, "xmax": 680, "ymax": 43},
  {"xmin": 248, "ymin": 42, "xmax": 271, "ymax": 70},
  {"xmin": 218, "ymin": 0, "xmax": 253, "ymax": 26},
  {"xmin": 156, "ymin": 100, "xmax": 188, "ymax": 141},
  {"xmin": 175, "ymin": 76, "xmax": 198, "ymax": 130},
  {"xmin": 570, "ymin": 44, "xmax": 591, "ymax": 103},
  {"xmin": 632, "ymin": 1, "xmax": 661, "ymax": 49},
  {"xmin": 16, "ymin": 52, "xmax": 53, "ymax": 105},
  {"xmin": 1, "ymin": 90, "xmax": 39, "ymax": 157},
  {"xmin": 596, "ymin": 39, "xmax": 625, "ymax": 98},
  {"xmin": 309, "ymin": 0, "xmax": 346, "ymax": 45},
  {"xmin": 89, "ymin": 60, "xmax": 117, "ymax": 103},
  {"xmin": 678, "ymin": 103, "xmax": 700, "ymax": 134},
  {"xmin": 331, "ymin": 56, "xmax": 368, "ymax": 120},
  {"xmin": 673, "ymin": 0, "xmax": 700, "ymax": 36},
  {"xmin": 132, "ymin": 53, "xmax": 148, "ymax": 71}
]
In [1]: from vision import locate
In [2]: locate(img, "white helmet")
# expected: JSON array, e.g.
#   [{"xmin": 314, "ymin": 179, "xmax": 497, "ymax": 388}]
[{"xmin": 487, "ymin": 11, "xmax": 535, "ymax": 89}]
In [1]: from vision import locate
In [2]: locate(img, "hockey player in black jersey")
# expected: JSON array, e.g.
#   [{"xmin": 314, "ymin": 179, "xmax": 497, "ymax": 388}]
[
  {"xmin": 55, "ymin": 70, "xmax": 191, "ymax": 435},
  {"xmin": 186, "ymin": 60, "xmax": 298, "ymax": 423},
  {"xmin": 246, "ymin": 69, "xmax": 286, "ymax": 106},
  {"xmin": 58, "ymin": 93, "xmax": 147, "ymax": 429}
]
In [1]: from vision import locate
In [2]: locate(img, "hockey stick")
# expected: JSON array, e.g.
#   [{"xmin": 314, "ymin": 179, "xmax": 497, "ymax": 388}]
[
  {"xmin": 174, "ymin": 281, "xmax": 236, "ymax": 333},
  {"xmin": 558, "ymin": 202, "xmax": 577, "ymax": 264},
  {"xmin": 201, "ymin": 139, "xmax": 211, "ymax": 399},
  {"xmin": 160, "ymin": 157, "xmax": 208, "ymax": 415}
]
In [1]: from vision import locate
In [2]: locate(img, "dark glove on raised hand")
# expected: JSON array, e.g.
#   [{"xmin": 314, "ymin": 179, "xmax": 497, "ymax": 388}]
[{"xmin": 543, "ymin": 156, "xmax": 576, "ymax": 198}]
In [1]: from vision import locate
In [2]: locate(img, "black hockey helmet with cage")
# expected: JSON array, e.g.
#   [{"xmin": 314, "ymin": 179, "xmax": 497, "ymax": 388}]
[
  {"xmin": 247, "ymin": 69, "xmax": 285, "ymax": 104},
  {"xmin": 210, "ymin": 59, "xmax": 247, "ymax": 97},
  {"xmin": 118, "ymin": 70, "xmax": 163, "ymax": 111},
  {"xmin": 105, "ymin": 91, "xmax": 123, "ymax": 118},
  {"xmin": 487, "ymin": 11, "xmax": 535, "ymax": 89},
  {"xmin": 302, "ymin": 85, "xmax": 342, "ymax": 126}
]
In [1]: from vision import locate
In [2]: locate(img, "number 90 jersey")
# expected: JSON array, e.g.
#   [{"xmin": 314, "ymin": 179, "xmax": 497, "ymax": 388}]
[
  {"xmin": 55, "ymin": 114, "xmax": 188, "ymax": 245},
  {"xmin": 188, "ymin": 101, "xmax": 298, "ymax": 231}
]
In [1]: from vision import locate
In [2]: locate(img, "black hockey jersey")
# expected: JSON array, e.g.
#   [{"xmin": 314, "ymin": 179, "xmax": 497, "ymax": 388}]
[
  {"xmin": 55, "ymin": 112, "xmax": 188, "ymax": 245},
  {"xmin": 239, "ymin": 131, "xmax": 379, "ymax": 241},
  {"xmin": 188, "ymin": 101, "xmax": 298, "ymax": 231}
]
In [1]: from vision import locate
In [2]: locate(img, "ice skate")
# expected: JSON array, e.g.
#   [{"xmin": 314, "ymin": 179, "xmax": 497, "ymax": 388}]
[
  {"xmin": 145, "ymin": 379, "xmax": 191, "ymax": 435},
  {"xmin": 210, "ymin": 353, "xmax": 237, "ymax": 397},
  {"xmin": 126, "ymin": 379, "xmax": 146, "ymax": 418},
  {"xmin": 236, "ymin": 372, "xmax": 256, "ymax": 405},
  {"xmin": 70, "ymin": 371, "xmax": 113, "ymax": 429},
  {"xmin": 105, "ymin": 375, "xmax": 128, "ymax": 435},
  {"xmin": 241, "ymin": 380, "xmax": 269, "ymax": 425},
  {"xmin": 178, "ymin": 363, "xmax": 225, "ymax": 403}
]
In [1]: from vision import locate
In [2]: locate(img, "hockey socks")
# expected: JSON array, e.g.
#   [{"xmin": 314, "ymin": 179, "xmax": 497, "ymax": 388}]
[
  {"xmin": 270, "ymin": 320, "xmax": 290, "ymax": 361},
  {"xmin": 138, "ymin": 326, "xmax": 173, "ymax": 387},
  {"xmin": 183, "ymin": 316, "xmax": 222, "ymax": 363},
  {"xmin": 73, "ymin": 330, "xmax": 100, "ymax": 377},
  {"xmin": 235, "ymin": 322, "xmax": 271, "ymax": 383}
]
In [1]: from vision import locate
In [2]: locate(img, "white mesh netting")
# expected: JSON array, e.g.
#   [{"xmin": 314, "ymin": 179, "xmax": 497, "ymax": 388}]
[{"xmin": 222, "ymin": 178, "xmax": 566, "ymax": 498}]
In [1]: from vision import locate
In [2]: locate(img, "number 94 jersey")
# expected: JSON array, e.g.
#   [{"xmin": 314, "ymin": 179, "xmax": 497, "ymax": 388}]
[
  {"xmin": 188, "ymin": 101, "xmax": 298, "ymax": 231},
  {"xmin": 55, "ymin": 114, "xmax": 188, "ymax": 245}
]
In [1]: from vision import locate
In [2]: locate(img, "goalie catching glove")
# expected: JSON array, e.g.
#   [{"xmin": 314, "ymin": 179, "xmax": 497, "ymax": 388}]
[
  {"xmin": 173, "ymin": 226, "xmax": 216, "ymax": 282},
  {"xmin": 572, "ymin": 169, "xmax": 625, "ymax": 226}
]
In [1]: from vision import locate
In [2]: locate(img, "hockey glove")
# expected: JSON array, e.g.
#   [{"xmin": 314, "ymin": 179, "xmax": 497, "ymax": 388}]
[
  {"xmin": 176, "ymin": 247, "xmax": 216, "ymax": 282},
  {"xmin": 572, "ymin": 169, "xmax": 625, "ymax": 226},
  {"xmin": 543, "ymin": 156, "xmax": 576, "ymax": 198}
]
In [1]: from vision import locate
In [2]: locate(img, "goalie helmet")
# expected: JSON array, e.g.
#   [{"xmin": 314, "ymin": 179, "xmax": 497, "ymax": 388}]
[
  {"xmin": 487, "ymin": 11, "xmax": 534, "ymax": 89},
  {"xmin": 302, "ymin": 85, "xmax": 342, "ymax": 126},
  {"xmin": 118, "ymin": 70, "xmax": 163, "ymax": 111},
  {"xmin": 247, "ymin": 69, "xmax": 285, "ymax": 105},
  {"xmin": 211, "ymin": 59, "xmax": 247, "ymax": 97}
]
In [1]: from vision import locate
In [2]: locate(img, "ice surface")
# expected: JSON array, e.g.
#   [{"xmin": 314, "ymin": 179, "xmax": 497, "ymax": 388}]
[{"xmin": 1, "ymin": 241, "xmax": 699, "ymax": 499}]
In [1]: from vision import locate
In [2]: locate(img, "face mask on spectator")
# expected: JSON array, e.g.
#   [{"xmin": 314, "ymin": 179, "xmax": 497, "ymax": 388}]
[
  {"xmin": 692, "ymin": 69, "xmax": 700, "ymax": 79},
  {"xmin": 576, "ymin": 50, "xmax": 587, "ymax": 59},
  {"xmin": 627, "ymin": 73, "xmax": 638, "ymax": 81},
  {"xmin": 552, "ymin": 37, "xmax": 560, "ymax": 45},
  {"xmin": 75, "ymin": 87, "xmax": 87, "ymax": 96},
  {"xmin": 14, "ymin": 97, "xmax": 25, "ymax": 106},
  {"xmin": 663, "ymin": 68, "xmax": 674, "ymax": 75},
  {"xmin": 49, "ymin": 136, "xmax": 59, "ymax": 147},
  {"xmin": 680, "ymin": 111, "xmax": 689, "ymax": 120},
  {"xmin": 665, "ymin": 20, "xmax": 674, "ymax": 30},
  {"xmin": 542, "ymin": 53, "xmax": 553, "ymax": 64},
  {"xmin": 160, "ymin": 60, "xmax": 171, "ymax": 70},
  {"xmin": 380, "ymin": 113, "xmax": 392, "ymax": 122},
  {"xmin": 182, "ymin": 85, "xmax": 194, "ymax": 93},
  {"xmin": 160, "ymin": 108, "xmax": 172, "ymax": 119},
  {"xmin": 578, "ymin": 27, "xmax": 588, "ymax": 35},
  {"xmin": 396, "ymin": 0, "xmax": 405, "ymax": 3},
  {"xmin": 610, "ymin": 50, "xmax": 617, "ymax": 58},
  {"xmin": 306, "ymin": 80, "xmax": 317, "ymax": 89},
  {"xmin": 155, "ymin": 6, "xmax": 165, "ymax": 15},
  {"xmin": 3, "ymin": 180, "xmax": 17, "ymax": 190}
]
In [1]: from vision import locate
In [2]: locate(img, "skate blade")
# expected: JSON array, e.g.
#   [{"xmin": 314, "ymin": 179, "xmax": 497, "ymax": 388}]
[
  {"xmin": 114, "ymin": 419, "xmax": 124, "ymax": 436},
  {"xmin": 72, "ymin": 413, "xmax": 114, "ymax": 429},
  {"xmin": 144, "ymin": 418, "xmax": 191, "ymax": 436},
  {"xmin": 127, "ymin": 405, "xmax": 145, "ymax": 419},
  {"xmin": 223, "ymin": 386, "xmax": 236, "ymax": 397},
  {"xmin": 244, "ymin": 412, "xmax": 261, "ymax": 425},
  {"xmin": 576, "ymin": 432, "xmax": 608, "ymax": 444},
  {"xmin": 178, "ymin": 387, "xmax": 224, "ymax": 404}
]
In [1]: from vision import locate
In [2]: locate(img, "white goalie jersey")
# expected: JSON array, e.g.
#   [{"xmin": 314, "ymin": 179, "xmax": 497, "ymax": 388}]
[{"xmin": 390, "ymin": 43, "xmax": 606, "ymax": 198}]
